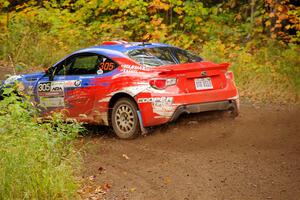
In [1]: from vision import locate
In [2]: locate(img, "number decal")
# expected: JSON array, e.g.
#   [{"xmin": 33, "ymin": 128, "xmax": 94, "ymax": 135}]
[
  {"xmin": 99, "ymin": 62, "xmax": 115, "ymax": 71},
  {"xmin": 38, "ymin": 82, "xmax": 51, "ymax": 92}
]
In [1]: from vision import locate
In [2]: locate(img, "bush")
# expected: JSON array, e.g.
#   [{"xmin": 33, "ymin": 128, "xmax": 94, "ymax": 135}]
[
  {"xmin": 0, "ymin": 87, "xmax": 84, "ymax": 199},
  {"xmin": 201, "ymin": 39, "xmax": 300, "ymax": 103}
]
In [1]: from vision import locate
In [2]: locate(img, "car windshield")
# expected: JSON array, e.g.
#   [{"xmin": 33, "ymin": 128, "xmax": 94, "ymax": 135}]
[{"xmin": 126, "ymin": 47, "xmax": 203, "ymax": 67}]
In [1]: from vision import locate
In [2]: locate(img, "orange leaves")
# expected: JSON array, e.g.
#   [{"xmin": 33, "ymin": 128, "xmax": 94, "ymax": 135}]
[
  {"xmin": 269, "ymin": 12, "xmax": 275, "ymax": 18},
  {"xmin": 148, "ymin": 0, "xmax": 170, "ymax": 13},
  {"xmin": 263, "ymin": 0, "xmax": 299, "ymax": 43}
]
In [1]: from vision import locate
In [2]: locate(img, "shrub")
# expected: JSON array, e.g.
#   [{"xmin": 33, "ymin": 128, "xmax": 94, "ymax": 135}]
[{"xmin": 0, "ymin": 87, "xmax": 84, "ymax": 200}]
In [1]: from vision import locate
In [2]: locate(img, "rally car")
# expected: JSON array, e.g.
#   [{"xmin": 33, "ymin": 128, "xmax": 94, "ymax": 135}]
[{"xmin": 1, "ymin": 41, "xmax": 239, "ymax": 139}]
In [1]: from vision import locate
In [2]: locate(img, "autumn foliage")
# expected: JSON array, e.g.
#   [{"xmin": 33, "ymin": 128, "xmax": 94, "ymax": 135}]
[{"xmin": 0, "ymin": 0, "xmax": 299, "ymax": 103}]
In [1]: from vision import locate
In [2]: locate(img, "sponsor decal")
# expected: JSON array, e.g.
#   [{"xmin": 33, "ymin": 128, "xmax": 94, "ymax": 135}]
[
  {"xmin": 40, "ymin": 97, "xmax": 65, "ymax": 107},
  {"xmin": 97, "ymin": 69, "xmax": 104, "ymax": 74},
  {"xmin": 37, "ymin": 80, "xmax": 82, "ymax": 107},
  {"xmin": 121, "ymin": 64, "xmax": 150, "ymax": 72},
  {"xmin": 138, "ymin": 97, "xmax": 173, "ymax": 106},
  {"xmin": 38, "ymin": 80, "xmax": 81, "ymax": 94},
  {"xmin": 64, "ymin": 80, "xmax": 81, "ymax": 87},
  {"xmin": 38, "ymin": 81, "xmax": 64, "ymax": 97},
  {"xmin": 138, "ymin": 97, "xmax": 175, "ymax": 117}
]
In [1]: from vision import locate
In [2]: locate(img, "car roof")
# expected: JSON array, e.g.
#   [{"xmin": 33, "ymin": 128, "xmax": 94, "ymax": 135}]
[
  {"xmin": 52, "ymin": 42, "xmax": 173, "ymax": 67},
  {"xmin": 73, "ymin": 42, "xmax": 173, "ymax": 58}
]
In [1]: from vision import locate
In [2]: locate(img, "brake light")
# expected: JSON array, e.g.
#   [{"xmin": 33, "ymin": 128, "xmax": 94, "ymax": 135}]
[
  {"xmin": 225, "ymin": 71, "xmax": 234, "ymax": 80},
  {"xmin": 149, "ymin": 78, "xmax": 177, "ymax": 90}
]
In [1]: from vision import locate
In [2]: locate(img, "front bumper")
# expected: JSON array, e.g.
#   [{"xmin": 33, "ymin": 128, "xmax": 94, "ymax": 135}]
[{"xmin": 170, "ymin": 99, "xmax": 239, "ymax": 122}]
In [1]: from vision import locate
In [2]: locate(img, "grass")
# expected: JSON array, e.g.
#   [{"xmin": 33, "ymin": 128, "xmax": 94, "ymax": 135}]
[
  {"xmin": 0, "ymin": 88, "xmax": 84, "ymax": 200},
  {"xmin": 200, "ymin": 39, "xmax": 300, "ymax": 104}
]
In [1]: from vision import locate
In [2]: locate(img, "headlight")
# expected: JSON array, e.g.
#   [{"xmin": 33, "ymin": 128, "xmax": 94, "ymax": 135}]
[{"xmin": 4, "ymin": 75, "xmax": 22, "ymax": 85}]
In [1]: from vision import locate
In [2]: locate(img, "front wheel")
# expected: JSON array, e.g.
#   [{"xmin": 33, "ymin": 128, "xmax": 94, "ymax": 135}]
[{"xmin": 111, "ymin": 98, "xmax": 140, "ymax": 139}]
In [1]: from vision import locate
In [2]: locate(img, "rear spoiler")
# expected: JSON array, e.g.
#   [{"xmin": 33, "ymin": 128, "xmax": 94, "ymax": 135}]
[{"xmin": 155, "ymin": 62, "xmax": 230, "ymax": 75}]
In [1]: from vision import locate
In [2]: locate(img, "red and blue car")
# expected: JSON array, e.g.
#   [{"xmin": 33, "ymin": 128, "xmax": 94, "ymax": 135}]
[{"xmin": 1, "ymin": 41, "xmax": 239, "ymax": 139}]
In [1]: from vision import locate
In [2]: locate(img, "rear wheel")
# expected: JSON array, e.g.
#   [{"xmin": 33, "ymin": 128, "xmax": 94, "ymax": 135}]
[{"xmin": 111, "ymin": 98, "xmax": 140, "ymax": 139}]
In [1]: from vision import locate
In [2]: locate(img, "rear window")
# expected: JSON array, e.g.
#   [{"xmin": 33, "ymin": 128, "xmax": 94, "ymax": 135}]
[{"xmin": 126, "ymin": 47, "xmax": 203, "ymax": 67}]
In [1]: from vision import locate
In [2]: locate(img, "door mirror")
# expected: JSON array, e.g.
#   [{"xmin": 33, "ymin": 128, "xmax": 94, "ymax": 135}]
[{"xmin": 47, "ymin": 67, "xmax": 55, "ymax": 81}]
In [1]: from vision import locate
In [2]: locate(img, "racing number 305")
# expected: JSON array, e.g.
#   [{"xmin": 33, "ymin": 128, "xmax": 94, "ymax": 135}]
[
  {"xmin": 100, "ymin": 62, "xmax": 114, "ymax": 70},
  {"xmin": 38, "ymin": 82, "xmax": 51, "ymax": 92}
]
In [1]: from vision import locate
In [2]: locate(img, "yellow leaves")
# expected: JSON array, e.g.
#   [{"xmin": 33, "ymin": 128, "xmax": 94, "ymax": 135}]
[
  {"xmin": 149, "ymin": 0, "xmax": 170, "ymax": 12},
  {"xmin": 277, "ymin": 5, "xmax": 283, "ymax": 12},
  {"xmin": 150, "ymin": 17, "xmax": 163, "ymax": 26},
  {"xmin": 269, "ymin": 12, "xmax": 275, "ymax": 18},
  {"xmin": 174, "ymin": 7, "xmax": 183, "ymax": 15},
  {"xmin": 195, "ymin": 17, "xmax": 202, "ymax": 23},
  {"xmin": 265, "ymin": 20, "xmax": 271, "ymax": 27}
]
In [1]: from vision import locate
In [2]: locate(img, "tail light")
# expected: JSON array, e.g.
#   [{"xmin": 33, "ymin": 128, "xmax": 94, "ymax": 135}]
[
  {"xmin": 225, "ymin": 71, "xmax": 234, "ymax": 80},
  {"xmin": 149, "ymin": 78, "xmax": 177, "ymax": 90}
]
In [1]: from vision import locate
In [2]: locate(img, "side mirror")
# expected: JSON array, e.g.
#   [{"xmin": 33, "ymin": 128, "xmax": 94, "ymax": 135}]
[{"xmin": 46, "ymin": 67, "xmax": 55, "ymax": 81}]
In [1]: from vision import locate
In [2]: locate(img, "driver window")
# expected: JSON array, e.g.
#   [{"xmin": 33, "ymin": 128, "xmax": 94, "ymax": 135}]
[
  {"xmin": 56, "ymin": 59, "xmax": 73, "ymax": 75},
  {"xmin": 54, "ymin": 54, "xmax": 118, "ymax": 76}
]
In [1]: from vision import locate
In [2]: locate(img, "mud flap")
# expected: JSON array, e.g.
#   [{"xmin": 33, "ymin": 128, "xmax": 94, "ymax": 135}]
[{"xmin": 137, "ymin": 110, "xmax": 148, "ymax": 135}]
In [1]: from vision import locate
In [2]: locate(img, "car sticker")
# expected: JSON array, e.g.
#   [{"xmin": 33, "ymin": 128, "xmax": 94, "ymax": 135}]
[
  {"xmin": 40, "ymin": 96, "xmax": 65, "ymax": 107},
  {"xmin": 64, "ymin": 80, "xmax": 81, "ymax": 87},
  {"xmin": 138, "ymin": 97, "xmax": 173, "ymax": 105},
  {"xmin": 99, "ymin": 62, "xmax": 115, "ymax": 71},
  {"xmin": 37, "ymin": 80, "xmax": 82, "ymax": 107},
  {"xmin": 121, "ymin": 64, "xmax": 150, "ymax": 72},
  {"xmin": 138, "ymin": 97, "xmax": 176, "ymax": 117},
  {"xmin": 97, "ymin": 69, "xmax": 104, "ymax": 74}
]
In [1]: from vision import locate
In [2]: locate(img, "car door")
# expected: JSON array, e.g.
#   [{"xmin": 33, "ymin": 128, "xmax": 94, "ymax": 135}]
[{"xmin": 36, "ymin": 53, "xmax": 100, "ymax": 118}]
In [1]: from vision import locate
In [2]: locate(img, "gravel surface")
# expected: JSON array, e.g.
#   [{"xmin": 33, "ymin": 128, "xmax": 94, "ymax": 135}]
[{"xmin": 81, "ymin": 104, "xmax": 300, "ymax": 200}]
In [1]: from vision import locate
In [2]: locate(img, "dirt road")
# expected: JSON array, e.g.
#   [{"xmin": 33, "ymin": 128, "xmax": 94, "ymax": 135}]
[{"xmin": 81, "ymin": 103, "xmax": 300, "ymax": 200}]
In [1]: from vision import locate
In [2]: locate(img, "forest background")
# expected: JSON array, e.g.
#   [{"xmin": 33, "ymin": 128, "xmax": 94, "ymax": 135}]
[
  {"xmin": 0, "ymin": 0, "xmax": 299, "ymax": 103},
  {"xmin": 0, "ymin": 1, "xmax": 300, "ymax": 199}
]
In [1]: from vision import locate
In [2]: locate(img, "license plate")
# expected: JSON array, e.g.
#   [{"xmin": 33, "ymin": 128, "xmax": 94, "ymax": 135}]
[{"xmin": 194, "ymin": 78, "xmax": 213, "ymax": 90}]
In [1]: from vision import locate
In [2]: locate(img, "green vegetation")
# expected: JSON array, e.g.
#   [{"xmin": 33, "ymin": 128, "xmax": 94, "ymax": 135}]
[
  {"xmin": 0, "ymin": 1, "xmax": 298, "ymax": 198},
  {"xmin": 0, "ymin": 0, "xmax": 299, "ymax": 103},
  {"xmin": 0, "ymin": 87, "xmax": 84, "ymax": 199}
]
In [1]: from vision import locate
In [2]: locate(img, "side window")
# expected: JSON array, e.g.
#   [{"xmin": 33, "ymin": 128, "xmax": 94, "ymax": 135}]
[
  {"xmin": 175, "ymin": 50, "xmax": 190, "ymax": 63},
  {"xmin": 96, "ymin": 56, "xmax": 118, "ymax": 74},
  {"xmin": 54, "ymin": 54, "xmax": 119, "ymax": 76},
  {"xmin": 126, "ymin": 47, "xmax": 177, "ymax": 67},
  {"xmin": 69, "ymin": 55, "xmax": 99, "ymax": 75},
  {"xmin": 173, "ymin": 48, "xmax": 203, "ymax": 63},
  {"xmin": 56, "ymin": 59, "xmax": 73, "ymax": 76},
  {"xmin": 147, "ymin": 48, "xmax": 177, "ymax": 65}
]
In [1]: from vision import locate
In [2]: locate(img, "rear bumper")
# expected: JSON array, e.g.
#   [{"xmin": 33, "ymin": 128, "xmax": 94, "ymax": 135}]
[
  {"xmin": 170, "ymin": 99, "xmax": 239, "ymax": 122},
  {"xmin": 137, "ymin": 80, "xmax": 239, "ymax": 127}
]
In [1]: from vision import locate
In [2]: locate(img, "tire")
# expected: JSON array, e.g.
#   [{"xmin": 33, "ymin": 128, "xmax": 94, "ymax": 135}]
[{"xmin": 111, "ymin": 98, "xmax": 140, "ymax": 139}]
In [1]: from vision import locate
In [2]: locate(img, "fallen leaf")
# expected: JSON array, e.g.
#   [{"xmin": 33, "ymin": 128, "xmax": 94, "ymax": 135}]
[
  {"xmin": 88, "ymin": 175, "xmax": 96, "ymax": 181},
  {"xmin": 122, "ymin": 154, "xmax": 130, "ymax": 160},
  {"xmin": 102, "ymin": 183, "xmax": 111, "ymax": 191}
]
